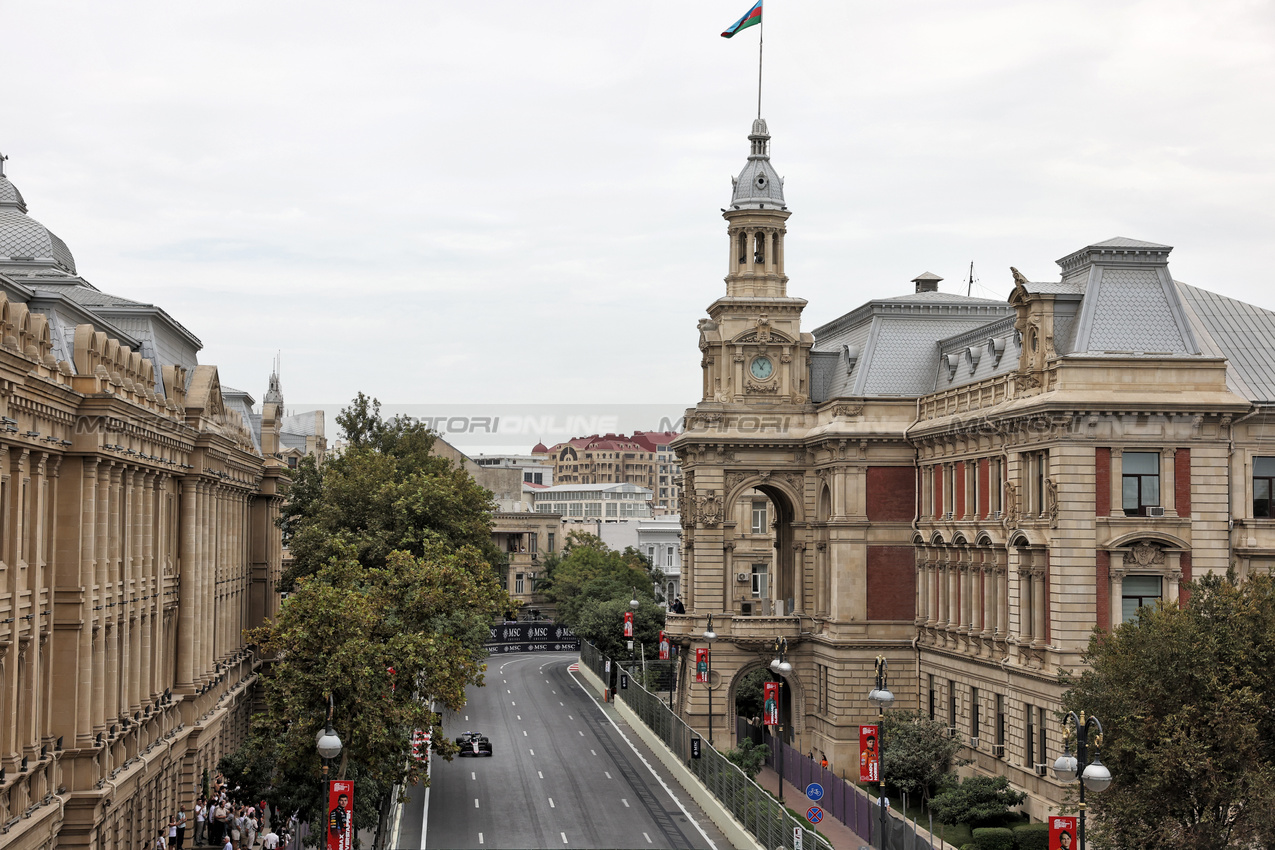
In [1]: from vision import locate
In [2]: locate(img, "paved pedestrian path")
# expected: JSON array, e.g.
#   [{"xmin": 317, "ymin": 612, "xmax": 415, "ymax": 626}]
[{"xmin": 754, "ymin": 765, "xmax": 870, "ymax": 850}]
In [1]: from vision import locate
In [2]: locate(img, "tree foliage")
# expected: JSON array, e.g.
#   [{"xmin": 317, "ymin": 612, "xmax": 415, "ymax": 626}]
[
  {"xmin": 733, "ymin": 668, "xmax": 770, "ymax": 721},
  {"xmin": 539, "ymin": 531, "xmax": 666, "ymax": 658},
  {"xmin": 929, "ymin": 775, "xmax": 1026, "ymax": 828},
  {"xmin": 1061, "ymin": 571, "xmax": 1275, "ymax": 850},
  {"xmin": 278, "ymin": 392, "xmax": 501, "ymax": 591},
  {"xmin": 879, "ymin": 710, "xmax": 963, "ymax": 806},
  {"xmin": 245, "ymin": 394, "xmax": 509, "ymax": 841},
  {"xmin": 726, "ymin": 738, "xmax": 770, "ymax": 780}
]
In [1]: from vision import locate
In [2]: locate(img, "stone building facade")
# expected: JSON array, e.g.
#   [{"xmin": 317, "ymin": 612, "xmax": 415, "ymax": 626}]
[
  {"xmin": 666, "ymin": 120, "xmax": 1275, "ymax": 818},
  {"xmin": 0, "ymin": 163, "xmax": 287, "ymax": 847}
]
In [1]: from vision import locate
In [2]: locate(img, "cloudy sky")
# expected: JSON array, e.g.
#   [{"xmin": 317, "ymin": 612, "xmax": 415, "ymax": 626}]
[{"xmin": 3, "ymin": 1, "xmax": 1273, "ymax": 427}]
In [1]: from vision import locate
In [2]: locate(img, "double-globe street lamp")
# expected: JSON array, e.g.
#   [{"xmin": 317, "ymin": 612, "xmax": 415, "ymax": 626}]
[
  {"xmin": 769, "ymin": 637, "xmax": 792, "ymax": 803},
  {"xmin": 703, "ymin": 614, "xmax": 717, "ymax": 746},
  {"xmin": 1052, "ymin": 711, "xmax": 1113, "ymax": 850},
  {"xmin": 867, "ymin": 656, "xmax": 894, "ymax": 850}
]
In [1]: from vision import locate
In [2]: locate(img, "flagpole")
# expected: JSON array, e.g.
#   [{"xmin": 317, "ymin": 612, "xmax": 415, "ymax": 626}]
[{"xmin": 757, "ymin": 6, "xmax": 764, "ymax": 119}]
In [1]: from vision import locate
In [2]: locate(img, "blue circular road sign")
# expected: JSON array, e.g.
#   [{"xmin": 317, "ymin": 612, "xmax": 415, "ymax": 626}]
[
  {"xmin": 806, "ymin": 806, "xmax": 824, "ymax": 824},
  {"xmin": 805, "ymin": 782, "xmax": 824, "ymax": 801}
]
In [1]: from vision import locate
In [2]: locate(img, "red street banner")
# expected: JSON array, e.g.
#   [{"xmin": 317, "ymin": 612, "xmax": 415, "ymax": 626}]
[
  {"xmin": 658, "ymin": 630, "xmax": 670, "ymax": 660},
  {"xmin": 859, "ymin": 725, "xmax": 879, "ymax": 783},
  {"xmin": 695, "ymin": 647, "xmax": 709, "ymax": 683},
  {"xmin": 623, "ymin": 611, "xmax": 634, "ymax": 638},
  {"xmin": 763, "ymin": 681, "xmax": 779, "ymax": 725},
  {"xmin": 1049, "ymin": 816, "xmax": 1077, "ymax": 850},
  {"xmin": 327, "ymin": 779, "xmax": 354, "ymax": 850}
]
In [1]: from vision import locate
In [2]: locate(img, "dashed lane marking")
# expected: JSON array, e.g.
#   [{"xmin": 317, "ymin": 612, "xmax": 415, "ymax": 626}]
[
  {"xmin": 538, "ymin": 771, "xmax": 544, "ymax": 779},
  {"xmin": 605, "ymin": 771, "xmax": 612, "ymax": 779},
  {"xmin": 523, "ymin": 731, "xmax": 528, "ymax": 737},
  {"xmin": 561, "ymin": 832, "xmax": 568, "ymax": 844},
  {"xmin": 478, "ymin": 833, "xmax": 483, "ymax": 845},
  {"xmin": 474, "ymin": 798, "xmax": 479, "ymax": 808},
  {"xmin": 644, "ymin": 833, "xmax": 652, "ymax": 844},
  {"xmin": 548, "ymin": 797, "xmax": 555, "ymax": 808},
  {"xmin": 590, "ymin": 749, "xmax": 596, "ymax": 756},
  {"xmin": 529, "ymin": 748, "xmax": 535, "ymax": 755},
  {"xmin": 622, "ymin": 799, "xmax": 630, "ymax": 808},
  {"xmin": 578, "ymin": 730, "xmax": 584, "ymax": 736},
  {"xmin": 471, "ymin": 772, "xmax": 475, "ymax": 780}
]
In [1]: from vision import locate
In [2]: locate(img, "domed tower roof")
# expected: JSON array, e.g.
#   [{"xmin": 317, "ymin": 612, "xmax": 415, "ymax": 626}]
[
  {"xmin": 729, "ymin": 118, "xmax": 785, "ymax": 211},
  {"xmin": 0, "ymin": 160, "xmax": 78, "ymax": 275}
]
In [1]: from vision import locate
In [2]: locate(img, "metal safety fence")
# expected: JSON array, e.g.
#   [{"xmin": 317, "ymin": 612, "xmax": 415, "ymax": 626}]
[{"xmin": 580, "ymin": 642, "xmax": 833, "ymax": 850}]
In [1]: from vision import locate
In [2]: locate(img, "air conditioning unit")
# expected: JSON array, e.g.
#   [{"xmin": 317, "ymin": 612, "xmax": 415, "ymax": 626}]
[
  {"xmin": 1146, "ymin": 506, "xmax": 1166, "ymax": 517},
  {"xmin": 944, "ymin": 511, "xmax": 953, "ymax": 520},
  {"xmin": 1034, "ymin": 763, "xmax": 1049, "ymax": 777},
  {"xmin": 992, "ymin": 510, "xmax": 1002, "ymax": 519},
  {"xmin": 992, "ymin": 744, "xmax": 1005, "ymax": 758},
  {"xmin": 740, "ymin": 601, "xmax": 754, "ymax": 616},
  {"xmin": 946, "ymin": 726, "xmax": 958, "ymax": 739},
  {"xmin": 969, "ymin": 737, "xmax": 980, "ymax": 749},
  {"xmin": 736, "ymin": 572, "xmax": 748, "ymax": 583}
]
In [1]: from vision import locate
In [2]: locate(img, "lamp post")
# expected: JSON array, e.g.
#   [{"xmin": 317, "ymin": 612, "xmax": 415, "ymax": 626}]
[
  {"xmin": 770, "ymin": 637, "xmax": 792, "ymax": 803},
  {"xmin": 703, "ymin": 614, "xmax": 717, "ymax": 746},
  {"xmin": 316, "ymin": 695, "xmax": 343, "ymax": 831},
  {"xmin": 1053, "ymin": 711, "xmax": 1112, "ymax": 850},
  {"xmin": 629, "ymin": 589, "xmax": 640, "ymax": 653},
  {"xmin": 868, "ymin": 656, "xmax": 894, "ymax": 850}
]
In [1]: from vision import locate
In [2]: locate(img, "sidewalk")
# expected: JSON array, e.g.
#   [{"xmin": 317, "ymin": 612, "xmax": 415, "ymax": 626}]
[{"xmin": 755, "ymin": 764, "xmax": 870, "ymax": 850}]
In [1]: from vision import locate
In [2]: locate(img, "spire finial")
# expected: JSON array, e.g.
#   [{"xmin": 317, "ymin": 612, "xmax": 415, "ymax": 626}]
[{"xmin": 0, "ymin": 152, "xmax": 8, "ymax": 178}]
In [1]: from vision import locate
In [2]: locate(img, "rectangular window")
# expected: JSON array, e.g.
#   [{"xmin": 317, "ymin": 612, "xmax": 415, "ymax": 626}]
[
  {"xmin": 949, "ymin": 680, "xmax": 958, "ymax": 731},
  {"xmin": 537, "ymin": 503, "xmax": 554, "ymax": 513},
  {"xmin": 751, "ymin": 563, "xmax": 768, "ymax": 598},
  {"xmin": 1036, "ymin": 451, "xmax": 1048, "ymax": 515},
  {"xmin": 569, "ymin": 503, "xmax": 583, "ymax": 517},
  {"xmin": 666, "ymin": 545, "xmax": 674, "ymax": 567},
  {"xmin": 648, "ymin": 545, "xmax": 656, "ymax": 563},
  {"xmin": 586, "ymin": 502, "xmax": 602, "ymax": 517},
  {"xmin": 751, "ymin": 500, "xmax": 768, "ymax": 534},
  {"xmin": 990, "ymin": 458, "xmax": 1002, "ymax": 515},
  {"xmin": 515, "ymin": 573, "xmax": 524, "ymax": 594},
  {"xmin": 548, "ymin": 533, "xmax": 555, "ymax": 553},
  {"xmin": 928, "ymin": 674, "xmax": 936, "ymax": 721},
  {"xmin": 606, "ymin": 502, "xmax": 617, "ymax": 517},
  {"xmin": 995, "ymin": 694, "xmax": 1005, "ymax": 757},
  {"xmin": 1122, "ymin": 451, "xmax": 1161, "ymax": 516},
  {"xmin": 524, "ymin": 471, "xmax": 534, "ymax": 482},
  {"xmin": 1122, "ymin": 574, "xmax": 1162, "ymax": 621},
  {"xmin": 945, "ymin": 465, "xmax": 955, "ymax": 516},
  {"xmin": 1254, "ymin": 457, "xmax": 1275, "ymax": 517},
  {"xmin": 1026, "ymin": 703, "xmax": 1036, "ymax": 767},
  {"xmin": 529, "ymin": 533, "xmax": 537, "ymax": 553},
  {"xmin": 534, "ymin": 472, "xmax": 543, "ymax": 485},
  {"xmin": 971, "ymin": 687, "xmax": 981, "ymax": 741},
  {"xmin": 1037, "ymin": 706, "xmax": 1048, "ymax": 765},
  {"xmin": 970, "ymin": 462, "xmax": 980, "ymax": 519}
]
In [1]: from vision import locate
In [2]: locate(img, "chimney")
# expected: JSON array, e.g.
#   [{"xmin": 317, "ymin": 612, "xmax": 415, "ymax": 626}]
[{"xmin": 912, "ymin": 272, "xmax": 943, "ymax": 293}]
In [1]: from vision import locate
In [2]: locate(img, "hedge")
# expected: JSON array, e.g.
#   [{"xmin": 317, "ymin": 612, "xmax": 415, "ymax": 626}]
[{"xmin": 971, "ymin": 826, "xmax": 1015, "ymax": 850}]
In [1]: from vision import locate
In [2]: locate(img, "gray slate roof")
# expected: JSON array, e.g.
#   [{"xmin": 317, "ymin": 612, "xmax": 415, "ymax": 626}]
[
  {"xmin": 1177, "ymin": 282, "xmax": 1275, "ymax": 401},
  {"xmin": 729, "ymin": 119, "xmax": 786, "ymax": 210}
]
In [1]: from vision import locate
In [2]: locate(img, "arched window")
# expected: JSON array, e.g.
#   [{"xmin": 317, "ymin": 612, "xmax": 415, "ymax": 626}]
[{"xmin": 754, "ymin": 231, "xmax": 765, "ymax": 265}]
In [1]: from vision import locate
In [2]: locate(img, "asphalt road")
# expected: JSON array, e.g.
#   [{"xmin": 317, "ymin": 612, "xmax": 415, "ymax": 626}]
[{"xmin": 395, "ymin": 651, "xmax": 725, "ymax": 850}]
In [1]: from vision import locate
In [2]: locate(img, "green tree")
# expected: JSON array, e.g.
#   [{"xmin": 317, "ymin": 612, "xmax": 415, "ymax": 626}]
[
  {"xmin": 279, "ymin": 393, "xmax": 501, "ymax": 591},
  {"xmin": 733, "ymin": 667, "xmax": 770, "ymax": 721},
  {"xmin": 726, "ymin": 738, "xmax": 770, "ymax": 780},
  {"xmin": 880, "ymin": 710, "xmax": 963, "ymax": 806},
  {"xmin": 1061, "ymin": 571, "xmax": 1275, "ymax": 850},
  {"xmin": 928, "ymin": 775, "xmax": 1026, "ymax": 828}
]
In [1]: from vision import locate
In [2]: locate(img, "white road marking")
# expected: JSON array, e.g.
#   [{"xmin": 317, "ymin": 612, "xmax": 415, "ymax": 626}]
[
  {"xmin": 561, "ymin": 832, "xmax": 568, "ymax": 844},
  {"xmin": 578, "ymin": 730, "xmax": 584, "ymax": 736},
  {"xmin": 552, "ymin": 690, "xmax": 556, "ymax": 694},
  {"xmin": 622, "ymin": 798, "xmax": 630, "ymax": 807},
  {"xmin": 559, "ymin": 701, "xmax": 564, "ymax": 706},
  {"xmin": 471, "ymin": 772, "xmax": 475, "ymax": 780},
  {"xmin": 548, "ymin": 797, "xmax": 555, "ymax": 808},
  {"xmin": 529, "ymin": 748, "xmax": 535, "ymax": 755},
  {"xmin": 511, "ymin": 701, "xmax": 516, "ymax": 706},
  {"xmin": 568, "ymin": 715, "xmax": 573, "ymax": 720},
  {"xmin": 507, "ymin": 689, "xmax": 511, "ymax": 694},
  {"xmin": 478, "ymin": 834, "xmax": 484, "ymax": 845},
  {"xmin": 605, "ymin": 771, "xmax": 612, "ymax": 779},
  {"xmin": 474, "ymin": 798, "xmax": 480, "ymax": 808},
  {"xmin": 523, "ymin": 730, "xmax": 528, "ymax": 737},
  {"xmin": 538, "ymin": 771, "xmax": 544, "ymax": 779},
  {"xmin": 517, "ymin": 715, "xmax": 521, "ymax": 720},
  {"xmin": 465, "ymin": 715, "xmax": 469, "ymax": 721},
  {"xmin": 569, "ymin": 669, "xmax": 719, "ymax": 850},
  {"xmin": 590, "ymin": 749, "xmax": 597, "ymax": 755},
  {"xmin": 546, "ymin": 679, "xmax": 550, "ymax": 683},
  {"xmin": 644, "ymin": 832, "xmax": 652, "ymax": 844}
]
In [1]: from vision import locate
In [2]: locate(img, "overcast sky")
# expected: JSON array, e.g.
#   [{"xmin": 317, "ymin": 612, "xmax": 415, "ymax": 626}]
[{"xmin": 3, "ymin": 1, "xmax": 1273, "ymax": 423}]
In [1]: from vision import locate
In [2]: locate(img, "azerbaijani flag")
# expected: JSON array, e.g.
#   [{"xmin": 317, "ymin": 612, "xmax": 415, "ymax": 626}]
[{"xmin": 721, "ymin": 0, "xmax": 762, "ymax": 38}]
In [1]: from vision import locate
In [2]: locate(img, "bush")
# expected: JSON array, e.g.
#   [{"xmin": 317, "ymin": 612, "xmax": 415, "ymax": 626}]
[
  {"xmin": 725, "ymin": 738, "xmax": 770, "ymax": 780},
  {"xmin": 1013, "ymin": 822, "xmax": 1049, "ymax": 850},
  {"xmin": 930, "ymin": 775, "xmax": 1027, "ymax": 827},
  {"xmin": 970, "ymin": 827, "xmax": 1015, "ymax": 850}
]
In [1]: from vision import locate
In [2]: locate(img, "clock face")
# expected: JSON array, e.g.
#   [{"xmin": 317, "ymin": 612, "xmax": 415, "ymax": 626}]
[{"xmin": 750, "ymin": 356, "xmax": 774, "ymax": 380}]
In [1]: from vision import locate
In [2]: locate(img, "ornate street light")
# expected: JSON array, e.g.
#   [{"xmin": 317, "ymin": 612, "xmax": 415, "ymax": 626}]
[
  {"xmin": 316, "ymin": 694, "xmax": 343, "ymax": 829},
  {"xmin": 769, "ymin": 637, "xmax": 791, "ymax": 802},
  {"xmin": 1053, "ymin": 711, "xmax": 1111, "ymax": 849},
  {"xmin": 868, "ymin": 656, "xmax": 894, "ymax": 849},
  {"xmin": 703, "ymin": 614, "xmax": 717, "ymax": 745}
]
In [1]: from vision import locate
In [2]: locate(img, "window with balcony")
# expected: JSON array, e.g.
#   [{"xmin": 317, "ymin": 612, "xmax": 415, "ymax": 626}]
[{"xmin": 1122, "ymin": 451, "xmax": 1160, "ymax": 516}]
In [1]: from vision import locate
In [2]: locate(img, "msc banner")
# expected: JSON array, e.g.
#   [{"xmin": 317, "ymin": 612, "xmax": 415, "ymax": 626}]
[
  {"xmin": 484, "ymin": 622, "xmax": 580, "ymax": 654},
  {"xmin": 859, "ymin": 725, "xmax": 879, "ymax": 783},
  {"xmin": 327, "ymin": 780, "xmax": 353, "ymax": 850},
  {"xmin": 1049, "ymin": 816, "xmax": 1077, "ymax": 850}
]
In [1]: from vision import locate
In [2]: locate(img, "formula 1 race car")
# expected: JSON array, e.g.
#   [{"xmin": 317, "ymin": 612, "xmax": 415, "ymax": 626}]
[{"xmin": 455, "ymin": 731, "xmax": 493, "ymax": 757}]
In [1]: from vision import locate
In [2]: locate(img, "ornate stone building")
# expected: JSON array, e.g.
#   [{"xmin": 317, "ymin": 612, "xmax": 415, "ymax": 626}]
[
  {"xmin": 0, "ymin": 162, "xmax": 287, "ymax": 847},
  {"xmin": 667, "ymin": 120, "xmax": 1275, "ymax": 817}
]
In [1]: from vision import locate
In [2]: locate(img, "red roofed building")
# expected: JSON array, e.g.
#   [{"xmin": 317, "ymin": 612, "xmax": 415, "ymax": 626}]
[{"xmin": 536, "ymin": 430, "xmax": 683, "ymax": 513}]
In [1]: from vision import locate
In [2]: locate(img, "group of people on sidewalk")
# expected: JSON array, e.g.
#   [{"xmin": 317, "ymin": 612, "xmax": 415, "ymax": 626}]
[{"xmin": 152, "ymin": 773, "xmax": 291, "ymax": 850}]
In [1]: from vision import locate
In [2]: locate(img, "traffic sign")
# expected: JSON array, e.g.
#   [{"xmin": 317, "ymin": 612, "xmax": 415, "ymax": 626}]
[
  {"xmin": 793, "ymin": 826, "xmax": 803, "ymax": 850},
  {"xmin": 805, "ymin": 782, "xmax": 824, "ymax": 801},
  {"xmin": 806, "ymin": 806, "xmax": 824, "ymax": 825}
]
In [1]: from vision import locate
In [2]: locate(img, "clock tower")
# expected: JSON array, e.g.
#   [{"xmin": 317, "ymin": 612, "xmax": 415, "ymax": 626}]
[{"xmin": 698, "ymin": 119, "xmax": 813, "ymax": 405}]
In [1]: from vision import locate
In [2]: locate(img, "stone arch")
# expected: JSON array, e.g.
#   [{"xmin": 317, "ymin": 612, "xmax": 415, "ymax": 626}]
[
  {"xmin": 974, "ymin": 531, "xmax": 998, "ymax": 547},
  {"xmin": 726, "ymin": 656, "xmax": 805, "ymax": 741},
  {"xmin": 930, "ymin": 531, "xmax": 946, "ymax": 545},
  {"xmin": 1007, "ymin": 531, "xmax": 1037, "ymax": 549},
  {"xmin": 817, "ymin": 483, "xmax": 832, "ymax": 523},
  {"xmin": 952, "ymin": 532, "xmax": 970, "ymax": 546},
  {"xmin": 726, "ymin": 475, "xmax": 806, "ymax": 613},
  {"xmin": 1106, "ymin": 530, "xmax": 1190, "ymax": 551}
]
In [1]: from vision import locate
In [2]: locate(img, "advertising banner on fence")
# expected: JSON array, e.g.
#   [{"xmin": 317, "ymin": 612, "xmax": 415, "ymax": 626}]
[
  {"xmin": 658, "ymin": 630, "xmax": 670, "ymax": 660},
  {"xmin": 1050, "ymin": 816, "xmax": 1077, "ymax": 850},
  {"xmin": 763, "ymin": 681, "xmax": 780, "ymax": 725},
  {"xmin": 327, "ymin": 780, "xmax": 354, "ymax": 850},
  {"xmin": 859, "ymin": 725, "xmax": 879, "ymax": 782},
  {"xmin": 695, "ymin": 648, "xmax": 709, "ymax": 683},
  {"xmin": 484, "ymin": 622, "xmax": 580, "ymax": 654},
  {"xmin": 623, "ymin": 611, "xmax": 634, "ymax": 638}
]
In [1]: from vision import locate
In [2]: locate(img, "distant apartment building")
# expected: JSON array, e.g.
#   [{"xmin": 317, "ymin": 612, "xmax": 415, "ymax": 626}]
[{"xmin": 532, "ymin": 429, "xmax": 681, "ymax": 513}]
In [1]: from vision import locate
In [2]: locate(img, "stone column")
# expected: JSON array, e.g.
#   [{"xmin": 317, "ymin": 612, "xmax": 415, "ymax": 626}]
[
  {"xmin": 77, "ymin": 459, "xmax": 99, "ymax": 746},
  {"xmin": 1017, "ymin": 566, "xmax": 1032, "ymax": 645},
  {"xmin": 916, "ymin": 549, "xmax": 930, "ymax": 627},
  {"xmin": 1110, "ymin": 565, "xmax": 1125, "ymax": 631},
  {"xmin": 1032, "ymin": 563, "xmax": 1047, "ymax": 648}
]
